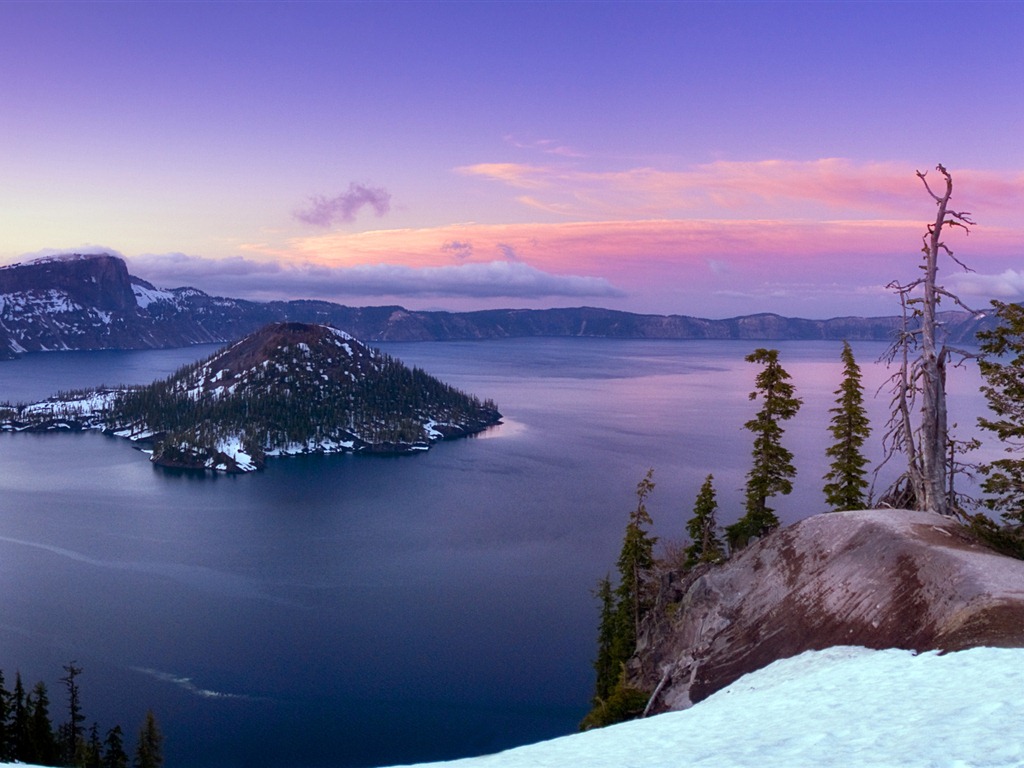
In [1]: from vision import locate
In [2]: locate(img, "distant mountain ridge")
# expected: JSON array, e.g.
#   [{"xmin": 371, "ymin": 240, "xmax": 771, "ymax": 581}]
[{"xmin": 0, "ymin": 253, "xmax": 993, "ymax": 359}]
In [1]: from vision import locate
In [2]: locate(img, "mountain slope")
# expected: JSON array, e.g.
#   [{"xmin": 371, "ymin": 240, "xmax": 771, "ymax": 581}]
[
  {"xmin": 2, "ymin": 322, "xmax": 501, "ymax": 472},
  {"xmin": 0, "ymin": 254, "xmax": 995, "ymax": 357}
]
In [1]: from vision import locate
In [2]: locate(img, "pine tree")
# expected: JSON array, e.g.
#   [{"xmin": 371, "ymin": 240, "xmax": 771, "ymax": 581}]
[
  {"xmin": 977, "ymin": 300, "xmax": 1024, "ymax": 527},
  {"xmin": 614, "ymin": 468, "xmax": 658, "ymax": 660},
  {"xmin": 823, "ymin": 342, "xmax": 872, "ymax": 510},
  {"xmin": 0, "ymin": 670, "xmax": 10, "ymax": 762},
  {"xmin": 26, "ymin": 681, "xmax": 58, "ymax": 766},
  {"xmin": 11, "ymin": 673, "xmax": 27, "ymax": 762},
  {"xmin": 132, "ymin": 711, "xmax": 163, "ymax": 768},
  {"xmin": 102, "ymin": 726, "xmax": 128, "ymax": 768},
  {"xmin": 727, "ymin": 349, "xmax": 802, "ymax": 549},
  {"xmin": 590, "ymin": 574, "xmax": 619, "ymax": 702},
  {"xmin": 61, "ymin": 660, "xmax": 85, "ymax": 765},
  {"xmin": 685, "ymin": 474, "xmax": 724, "ymax": 567},
  {"xmin": 78, "ymin": 723, "xmax": 103, "ymax": 768}
]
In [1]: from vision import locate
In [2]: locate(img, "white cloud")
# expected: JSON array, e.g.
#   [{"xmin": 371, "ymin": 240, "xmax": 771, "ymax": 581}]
[
  {"xmin": 16, "ymin": 245, "xmax": 126, "ymax": 262},
  {"xmin": 947, "ymin": 269, "xmax": 1024, "ymax": 301},
  {"xmin": 127, "ymin": 253, "xmax": 625, "ymax": 302}
]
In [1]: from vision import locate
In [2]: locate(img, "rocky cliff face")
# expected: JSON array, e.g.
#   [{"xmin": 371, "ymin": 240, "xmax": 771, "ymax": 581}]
[
  {"xmin": 0, "ymin": 254, "xmax": 994, "ymax": 357},
  {"xmin": 0, "ymin": 254, "xmax": 242, "ymax": 357},
  {"xmin": 634, "ymin": 509, "xmax": 1024, "ymax": 712}
]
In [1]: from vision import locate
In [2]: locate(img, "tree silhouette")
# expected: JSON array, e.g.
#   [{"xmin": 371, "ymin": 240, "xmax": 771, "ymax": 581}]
[
  {"xmin": 823, "ymin": 342, "xmax": 871, "ymax": 510},
  {"xmin": 727, "ymin": 349, "xmax": 802, "ymax": 549},
  {"xmin": 685, "ymin": 474, "xmax": 724, "ymax": 566}
]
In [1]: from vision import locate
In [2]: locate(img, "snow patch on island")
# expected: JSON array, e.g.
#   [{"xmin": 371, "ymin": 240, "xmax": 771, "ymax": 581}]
[{"xmin": 214, "ymin": 435, "xmax": 258, "ymax": 472}]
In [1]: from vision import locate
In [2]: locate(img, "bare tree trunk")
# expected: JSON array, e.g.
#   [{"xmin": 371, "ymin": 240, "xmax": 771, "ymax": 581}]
[
  {"xmin": 914, "ymin": 165, "xmax": 973, "ymax": 516},
  {"xmin": 881, "ymin": 166, "xmax": 974, "ymax": 516}
]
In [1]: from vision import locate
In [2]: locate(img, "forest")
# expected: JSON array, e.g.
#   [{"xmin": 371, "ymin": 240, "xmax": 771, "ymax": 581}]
[
  {"xmin": 107, "ymin": 348, "xmax": 500, "ymax": 463},
  {"xmin": 0, "ymin": 663, "xmax": 161, "ymax": 768}
]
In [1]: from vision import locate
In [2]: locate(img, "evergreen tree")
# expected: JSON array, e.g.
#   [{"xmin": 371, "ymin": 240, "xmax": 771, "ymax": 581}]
[
  {"xmin": 132, "ymin": 711, "xmax": 163, "ymax": 768},
  {"xmin": 823, "ymin": 342, "xmax": 872, "ymax": 510},
  {"xmin": 78, "ymin": 723, "xmax": 104, "ymax": 768},
  {"xmin": 61, "ymin": 660, "xmax": 85, "ymax": 765},
  {"xmin": 26, "ymin": 680, "xmax": 58, "ymax": 766},
  {"xmin": 977, "ymin": 300, "xmax": 1024, "ymax": 527},
  {"xmin": 685, "ymin": 474, "xmax": 725, "ymax": 567},
  {"xmin": 102, "ymin": 726, "xmax": 128, "ymax": 768},
  {"xmin": 0, "ymin": 670, "xmax": 9, "ymax": 762},
  {"xmin": 613, "ymin": 469, "xmax": 658, "ymax": 661},
  {"xmin": 590, "ymin": 574, "xmax": 619, "ymax": 703},
  {"xmin": 727, "ymin": 349, "xmax": 802, "ymax": 549},
  {"xmin": 11, "ymin": 673, "xmax": 28, "ymax": 762}
]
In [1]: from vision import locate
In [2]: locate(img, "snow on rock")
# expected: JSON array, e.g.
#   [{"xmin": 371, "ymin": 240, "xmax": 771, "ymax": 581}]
[
  {"xmin": 214, "ymin": 435, "xmax": 258, "ymax": 472},
  {"xmin": 383, "ymin": 646, "xmax": 1024, "ymax": 768},
  {"xmin": 131, "ymin": 282, "xmax": 177, "ymax": 308},
  {"xmin": 633, "ymin": 508, "xmax": 1024, "ymax": 712}
]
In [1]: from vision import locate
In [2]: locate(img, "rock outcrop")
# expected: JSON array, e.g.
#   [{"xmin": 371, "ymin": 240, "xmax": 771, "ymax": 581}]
[{"xmin": 634, "ymin": 509, "xmax": 1024, "ymax": 713}]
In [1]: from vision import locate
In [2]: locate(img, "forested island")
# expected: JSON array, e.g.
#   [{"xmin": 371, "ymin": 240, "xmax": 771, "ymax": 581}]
[{"xmin": 0, "ymin": 322, "xmax": 501, "ymax": 472}]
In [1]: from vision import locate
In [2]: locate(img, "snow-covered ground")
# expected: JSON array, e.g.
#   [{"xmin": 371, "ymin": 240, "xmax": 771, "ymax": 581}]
[
  {"xmin": 385, "ymin": 646, "xmax": 1024, "ymax": 768},
  {"xmin": 3, "ymin": 645, "xmax": 1020, "ymax": 768}
]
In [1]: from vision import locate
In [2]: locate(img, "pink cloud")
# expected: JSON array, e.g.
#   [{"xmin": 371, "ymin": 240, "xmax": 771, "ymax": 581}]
[
  {"xmin": 275, "ymin": 218, "xmax": 927, "ymax": 275},
  {"xmin": 156, "ymin": 158, "xmax": 1023, "ymax": 317},
  {"xmin": 457, "ymin": 159, "xmax": 1024, "ymax": 224},
  {"xmin": 241, "ymin": 213, "xmax": 1018, "ymax": 315}
]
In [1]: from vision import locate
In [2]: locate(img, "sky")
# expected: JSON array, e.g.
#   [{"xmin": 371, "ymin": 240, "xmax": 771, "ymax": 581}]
[
  {"xmin": 3, "ymin": 1, "xmax": 1024, "ymax": 319},
  {"xmin": 384, "ymin": 646, "xmax": 1024, "ymax": 768}
]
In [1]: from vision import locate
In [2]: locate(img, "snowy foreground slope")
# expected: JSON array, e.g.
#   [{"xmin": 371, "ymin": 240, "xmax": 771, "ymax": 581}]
[
  {"xmin": 387, "ymin": 646, "xmax": 1024, "ymax": 768},
  {"xmin": 3, "ymin": 647, "xmax": 1020, "ymax": 768}
]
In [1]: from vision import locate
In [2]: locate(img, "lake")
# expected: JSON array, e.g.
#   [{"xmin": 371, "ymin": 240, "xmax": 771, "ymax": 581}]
[{"xmin": 0, "ymin": 338, "xmax": 996, "ymax": 767}]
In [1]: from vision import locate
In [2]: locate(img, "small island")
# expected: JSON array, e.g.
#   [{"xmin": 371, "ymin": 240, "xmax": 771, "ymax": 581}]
[{"xmin": 0, "ymin": 322, "xmax": 502, "ymax": 472}]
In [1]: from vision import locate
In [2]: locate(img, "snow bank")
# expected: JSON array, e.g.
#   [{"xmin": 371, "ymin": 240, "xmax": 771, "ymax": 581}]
[
  {"xmin": 385, "ymin": 646, "xmax": 1024, "ymax": 768},
  {"xmin": 1, "ymin": 646, "xmax": 1019, "ymax": 768}
]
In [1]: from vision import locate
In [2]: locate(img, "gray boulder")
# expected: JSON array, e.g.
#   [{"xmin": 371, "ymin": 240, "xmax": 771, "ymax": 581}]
[{"xmin": 635, "ymin": 508, "xmax": 1024, "ymax": 712}]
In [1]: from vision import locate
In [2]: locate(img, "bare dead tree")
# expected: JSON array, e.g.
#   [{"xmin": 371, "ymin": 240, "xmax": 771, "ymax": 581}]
[
  {"xmin": 876, "ymin": 282, "xmax": 921, "ymax": 509},
  {"xmin": 879, "ymin": 165, "xmax": 977, "ymax": 516}
]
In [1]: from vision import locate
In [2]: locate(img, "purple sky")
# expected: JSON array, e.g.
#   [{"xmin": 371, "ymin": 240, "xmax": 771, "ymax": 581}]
[{"xmin": 3, "ymin": 1, "xmax": 1023, "ymax": 318}]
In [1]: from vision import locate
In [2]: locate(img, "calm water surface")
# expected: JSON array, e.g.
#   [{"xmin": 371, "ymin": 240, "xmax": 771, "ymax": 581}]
[{"xmin": 0, "ymin": 339, "xmax": 992, "ymax": 767}]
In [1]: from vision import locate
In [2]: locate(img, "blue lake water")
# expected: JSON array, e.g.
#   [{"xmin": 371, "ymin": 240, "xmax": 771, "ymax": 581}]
[{"xmin": 0, "ymin": 338, "xmax": 994, "ymax": 767}]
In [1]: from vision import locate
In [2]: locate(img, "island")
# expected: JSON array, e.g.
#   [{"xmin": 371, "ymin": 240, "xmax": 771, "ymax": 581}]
[{"xmin": 0, "ymin": 322, "xmax": 502, "ymax": 472}]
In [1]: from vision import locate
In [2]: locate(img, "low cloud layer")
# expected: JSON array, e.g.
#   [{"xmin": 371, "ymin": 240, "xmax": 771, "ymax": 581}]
[
  {"xmin": 948, "ymin": 269, "xmax": 1024, "ymax": 302},
  {"xmin": 16, "ymin": 245, "xmax": 127, "ymax": 263},
  {"xmin": 294, "ymin": 183, "xmax": 391, "ymax": 227},
  {"xmin": 127, "ymin": 253, "xmax": 624, "ymax": 302}
]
